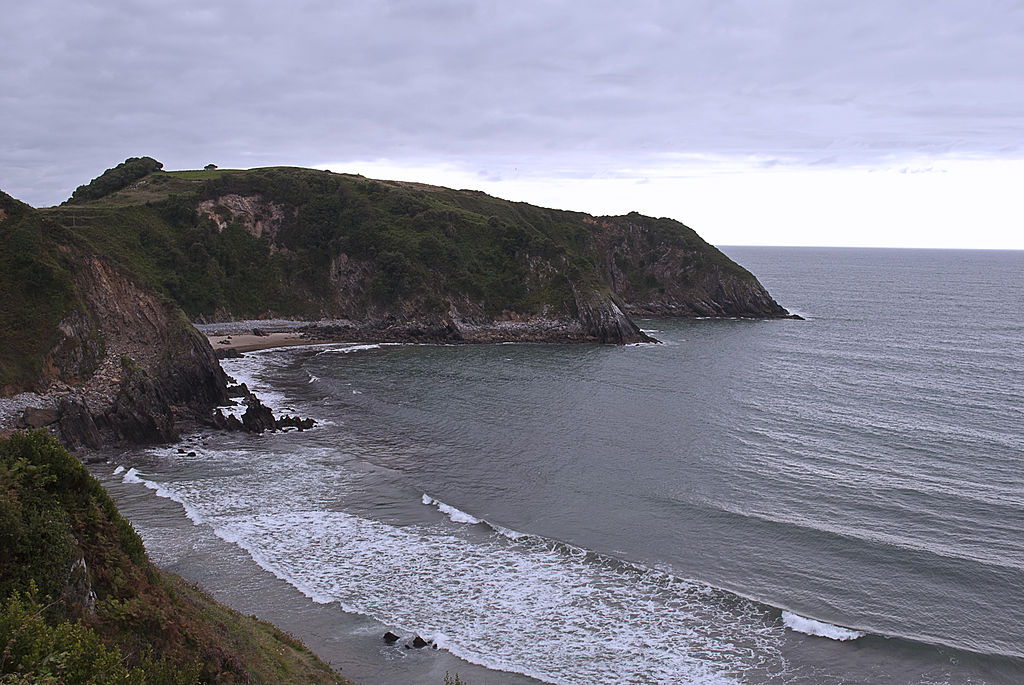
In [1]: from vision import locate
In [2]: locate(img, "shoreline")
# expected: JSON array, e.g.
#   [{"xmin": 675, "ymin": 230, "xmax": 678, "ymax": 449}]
[{"xmin": 207, "ymin": 331, "xmax": 329, "ymax": 353}]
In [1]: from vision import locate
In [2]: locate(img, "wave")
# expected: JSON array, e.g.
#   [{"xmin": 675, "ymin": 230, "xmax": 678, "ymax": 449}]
[
  {"xmin": 781, "ymin": 611, "xmax": 865, "ymax": 641},
  {"xmin": 421, "ymin": 494, "xmax": 483, "ymax": 524},
  {"xmin": 422, "ymin": 493, "xmax": 532, "ymax": 540},
  {"xmin": 313, "ymin": 343, "xmax": 385, "ymax": 356},
  {"xmin": 121, "ymin": 467, "xmax": 205, "ymax": 527}
]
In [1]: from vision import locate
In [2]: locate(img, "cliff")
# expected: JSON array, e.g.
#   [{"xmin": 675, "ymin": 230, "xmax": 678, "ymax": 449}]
[
  {"xmin": 0, "ymin": 191, "xmax": 228, "ymax": 447},
  {"xmin": 39, "ymin": 161, "xmax": 793, "ymax": 347},
  {"xmin": 2, "ymin": 159, "xmax": 795, "ymax": 447}
]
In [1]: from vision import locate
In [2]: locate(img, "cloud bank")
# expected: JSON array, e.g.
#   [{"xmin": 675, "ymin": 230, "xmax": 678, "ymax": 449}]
[{"xmin": 3, "ymin": 1, "xmax": 1023, "ymax": 245}]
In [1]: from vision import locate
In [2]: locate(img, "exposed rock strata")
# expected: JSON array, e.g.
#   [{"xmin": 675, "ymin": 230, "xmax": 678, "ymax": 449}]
[
  {"xmin": 585, "ymin": 215, "xmax": 793, "ymax": 319},
  {"xmin": 9, "ymin": 243, "xmax": 232, "ymax": 448}
]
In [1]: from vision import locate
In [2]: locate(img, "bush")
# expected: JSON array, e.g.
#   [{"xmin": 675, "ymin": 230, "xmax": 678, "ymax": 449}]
[
  {"xmin": 66, "ymin": 157, "xmax": 164, "ymax": 204},
  {"xmin": 0, "ymin": 586, "xmax": 196, "ymax": 684}
]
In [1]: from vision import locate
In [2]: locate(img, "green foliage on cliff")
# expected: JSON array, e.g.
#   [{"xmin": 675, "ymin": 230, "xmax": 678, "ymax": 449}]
[
  {"xmin": 65, "ymin": 157, "xmax": 164, "ymax": 205},
  {"xmin": 0, "ymin": 432, "xmax": 352, "ymax": 684},
  {"xmin": 38, "ymin": 161, "xmax": 785, "ymax": 323},
  {"xmin": 0, "ymin": 196, "xmax": 82, "ymax": 392}
]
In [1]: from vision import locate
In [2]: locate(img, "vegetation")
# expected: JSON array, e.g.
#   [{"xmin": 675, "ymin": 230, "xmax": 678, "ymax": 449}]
[
  {"xmin": 65, "ymin": 157, "xmax": 164, "ymax": 205},
  {"xmin": 0, "ymin": 193, "xmax": 84, "ymax": 392},
  {"xmin": 0, "ymin": 431, "xmax": 352, "ymax": 684},
  {"xmin": 40, "ymin": 160, "xmax": 761, "ymax": 324}
]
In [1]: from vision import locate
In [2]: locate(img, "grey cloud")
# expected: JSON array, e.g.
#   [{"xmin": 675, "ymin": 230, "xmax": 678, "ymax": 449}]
[{"xmin": 3, "ymin": 0, "xmax": 1024, "ymax": 206}]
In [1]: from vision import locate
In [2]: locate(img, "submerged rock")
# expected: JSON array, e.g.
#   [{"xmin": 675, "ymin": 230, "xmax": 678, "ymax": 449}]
[{"xmin": 277, "ymin": 415, "xmax": 315, "ymax": 431}]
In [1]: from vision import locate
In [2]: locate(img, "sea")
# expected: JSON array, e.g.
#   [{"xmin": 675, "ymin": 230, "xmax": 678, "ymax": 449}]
[{"xmin": 92, "ymin": 247, "xmax": 1024, "ymax": 684}]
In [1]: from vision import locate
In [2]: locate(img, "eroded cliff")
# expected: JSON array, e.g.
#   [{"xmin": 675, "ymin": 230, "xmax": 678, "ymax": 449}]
[{"xmin": 0, "ymin": 193, "xmax": 228, "ymax": 447}]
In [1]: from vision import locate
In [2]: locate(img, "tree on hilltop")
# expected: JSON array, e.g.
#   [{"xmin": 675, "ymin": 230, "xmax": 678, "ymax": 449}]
[{"xmin": 64, "ymin": 156, "xmax": 163, "ymax": 204}]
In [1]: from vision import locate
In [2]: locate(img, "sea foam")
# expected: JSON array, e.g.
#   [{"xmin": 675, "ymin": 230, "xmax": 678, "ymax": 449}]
[
  {"xmin": 781, "ymin": 611, "xmax": 865, "ymax": 641},
  {"xmin": 422, "ymin": 494, "xmax": 483, "ymax": 524}
]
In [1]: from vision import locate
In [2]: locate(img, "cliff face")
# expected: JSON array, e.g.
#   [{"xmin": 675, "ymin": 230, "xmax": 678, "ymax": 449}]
[
  {"xmin": 0, "ymin": 196, "xmax": 228, "ymax": 447},
  {"xmin": 584, "ymin": 215, "xmax": 790, "ymax": 317},
  {"xmin": 38, "ymin": 162, "xmax": 791, "ymax": 347}
]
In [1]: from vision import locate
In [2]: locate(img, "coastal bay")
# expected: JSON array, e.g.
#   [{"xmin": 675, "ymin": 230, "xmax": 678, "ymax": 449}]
[{"xmin": 98, "ymin": 247, "xmax": 1024, "ymax": 684}]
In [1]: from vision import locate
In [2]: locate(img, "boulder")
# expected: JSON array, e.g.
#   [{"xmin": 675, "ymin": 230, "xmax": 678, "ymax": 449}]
[
  {"xmin": 382, "ymin": 631, "xmax": 400, "ymax": 644},
  {"xmin": 57, "ymin": 399, "xmax": 102, "ymax": 451},
  {"xmin": 22, "ymin": 406, "xmax": 60, "ymax": 428},
  {"xmin": 241, "ymin": 396, "xmax": 276, "ymax": 433}
]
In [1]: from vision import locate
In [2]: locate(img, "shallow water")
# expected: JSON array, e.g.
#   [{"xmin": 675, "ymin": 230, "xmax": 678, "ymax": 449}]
[{"xmin": 97, "ymin": 247, "xmax": 1024, "ymax": 684}]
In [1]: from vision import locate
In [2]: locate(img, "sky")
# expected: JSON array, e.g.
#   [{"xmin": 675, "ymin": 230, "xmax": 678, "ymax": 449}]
[{"xmin": 3, "ymin": 0, "xmax": 1023, "ymax": 248}]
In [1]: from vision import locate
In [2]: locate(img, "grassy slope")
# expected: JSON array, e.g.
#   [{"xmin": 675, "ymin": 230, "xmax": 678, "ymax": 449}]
[{"xmin": 0, "ymin": 431, "xmax": 353, "ymax": 684}]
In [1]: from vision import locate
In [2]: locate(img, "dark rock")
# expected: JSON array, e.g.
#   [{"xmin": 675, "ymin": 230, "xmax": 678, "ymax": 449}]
[
  {"xmin": 226, "ymin": 382, "xmax": 250, "ymax": 398},
  {"xmin": 57, "ymin": 399, "xmax": 102, "ymax": 451},
  {"xmin": 22, "ymin": 406, "xmax": 60, "ymax": 428},
  {"xmin": 412, "ymin": 635, "xmax": 430, "ymax": 649},
  {"xmin": 208, "ymin": 408, "xmax": 245, "ymax": 431},
  {"xmin": 383, "ymin": 631, "xmax": 400, "ymax": 644},
  {"xmin": 60, "ymin": 550, "xmax": 97, "ymax": 618},
  {"xmin": 251, "ymin": 327, "xmax": 268, "ymax": 337},
  {"xmin": 574, "ymin": 288, "xmax": 657, "ymax": 344},
  {"xmin": 276, "ymin": 415, "xmax": 315, "ymax": 431},
  {"xmin": 103, "ymin": 369, "xmax": 178, "ymax": 444},
  {"xmin": 215, "ymin": 347, "xmax": 243, "ymax": 360},
  {"xmin": 241, "ymin": 396, "xmax": 276, "ymax": 433}
]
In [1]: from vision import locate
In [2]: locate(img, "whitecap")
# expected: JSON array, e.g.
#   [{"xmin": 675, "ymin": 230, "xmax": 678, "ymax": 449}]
[
  {"xmin": 121, "ymin": 468, "xmax": 206, "ymax": 526},
  {"xmin": 422, "ymin": 494, "xmax": 483, "ymax": 525},
  {"xmin": 315, "ymin": 343, "xmax": 382, "ymax": 356},
  {"xmin": 781, "ymin": 610, "xmax": 865, "ymax": 641},
  {"xmin": 113, "ymin": 465, "xmax": 125, "ymax": 476}
]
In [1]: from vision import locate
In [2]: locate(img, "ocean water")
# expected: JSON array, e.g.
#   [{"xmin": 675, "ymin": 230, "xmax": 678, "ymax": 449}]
[{"xmin": 94, "ymin": 247, "xmax": 1024, "ymax": 684}]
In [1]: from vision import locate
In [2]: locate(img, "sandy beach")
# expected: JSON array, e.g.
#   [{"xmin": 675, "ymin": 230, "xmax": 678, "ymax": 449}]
[{"xmin": 206, "ymin": 331, "xmax": 315, "ymax": 353}]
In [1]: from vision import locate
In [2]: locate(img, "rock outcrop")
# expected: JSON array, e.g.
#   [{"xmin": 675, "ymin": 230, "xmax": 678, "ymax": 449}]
[
  {"xmin": 0, "ymin": 198, "xmax": 231, "ymax": 449},
  {"xmin": 46, "ymin": 248, "xmax": 230, "ymax": 446}
]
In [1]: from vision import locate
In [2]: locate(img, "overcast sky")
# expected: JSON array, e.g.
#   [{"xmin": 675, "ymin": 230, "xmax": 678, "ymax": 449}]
[{"xmin": 3, "ymin": 0, "xmax": 1023, "ymax": 248}]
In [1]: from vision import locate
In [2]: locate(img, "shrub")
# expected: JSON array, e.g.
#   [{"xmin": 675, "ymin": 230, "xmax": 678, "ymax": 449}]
[{"xmin": 66, "ymin": 157, "xmax": 164, "ymax": 204}]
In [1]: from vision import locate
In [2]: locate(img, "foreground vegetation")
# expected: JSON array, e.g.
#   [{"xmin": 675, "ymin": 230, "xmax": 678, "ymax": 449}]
[{"xmin": 0, "ymin": 431, "xmax": 352, "ymax": 684}]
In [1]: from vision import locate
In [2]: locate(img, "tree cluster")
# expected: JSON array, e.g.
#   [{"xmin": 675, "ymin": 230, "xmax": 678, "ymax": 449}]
[{"xmin": 65, "ymin": 157, "xmax": 164, "ymax": 204}]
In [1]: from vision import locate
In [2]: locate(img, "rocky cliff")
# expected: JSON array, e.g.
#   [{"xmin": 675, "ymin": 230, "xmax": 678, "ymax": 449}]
[
  {"xmin": 0, "ymin": 192, "xmax": 229, "ymax": 448},
  {"xmin": 2, "ymin": 159, "xmax": 797, "ymax": 448},
  {"xmin": 43, "ymin": 162, "xmax": 792, "ymax": 347}
]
